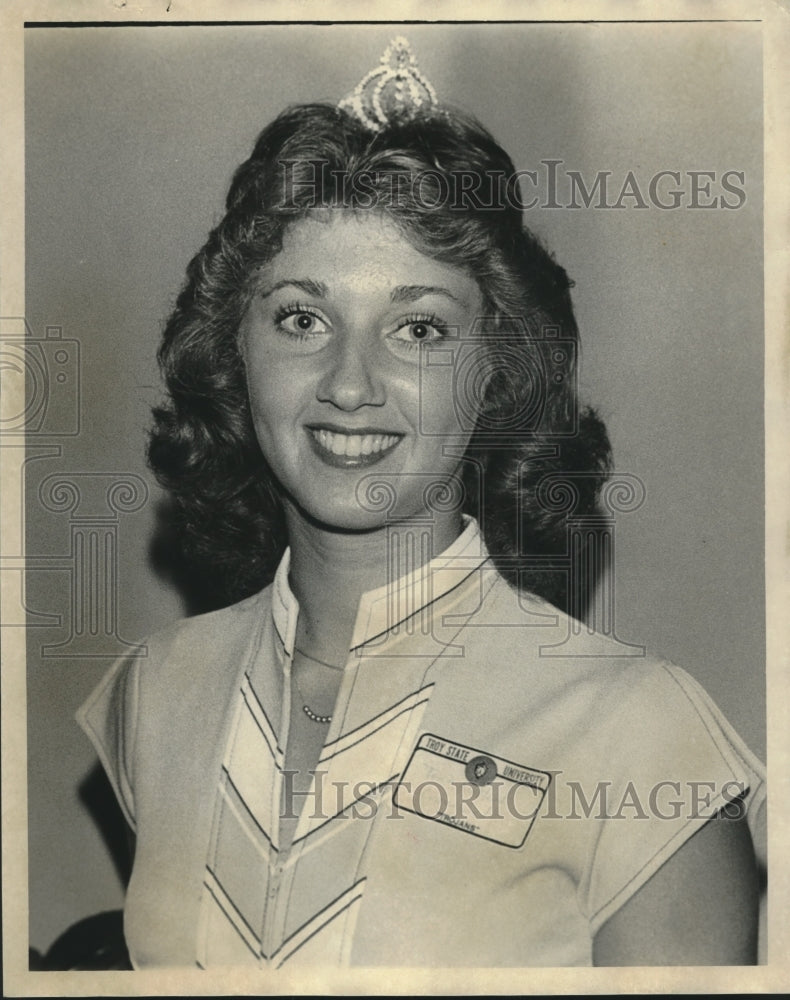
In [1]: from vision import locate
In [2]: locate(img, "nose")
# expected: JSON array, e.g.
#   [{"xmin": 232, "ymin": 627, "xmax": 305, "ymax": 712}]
[{"xmin": 316, "ymin": 332, "xmax": 385, "ymax": 411}]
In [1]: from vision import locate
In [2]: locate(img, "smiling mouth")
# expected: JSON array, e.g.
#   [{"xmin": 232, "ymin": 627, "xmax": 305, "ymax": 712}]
[{"xmin": 307, "ymin": 427, "xmax": 403, "ymax": 467}]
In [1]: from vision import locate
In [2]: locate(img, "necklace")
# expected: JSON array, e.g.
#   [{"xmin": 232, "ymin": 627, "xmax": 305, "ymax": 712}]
[
  {"xmin": 293, "ymin": 646, "xmax": 345, "ymax": 671},
  {"xmin": 292, "ymin": 672, "xmax": 332, "ymax": 724},
  {"xmin": 299, "ymin": 697, "xmax": 332, "ymax": 725},
  {"xmin": 292, "ymin": 647, "xmax": 341, "ymax": 724}
]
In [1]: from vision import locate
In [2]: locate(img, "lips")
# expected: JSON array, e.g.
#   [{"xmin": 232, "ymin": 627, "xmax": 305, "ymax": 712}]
[{"xmin": 306, "ymin": 426, "xmax": 403, "ymax": 468}]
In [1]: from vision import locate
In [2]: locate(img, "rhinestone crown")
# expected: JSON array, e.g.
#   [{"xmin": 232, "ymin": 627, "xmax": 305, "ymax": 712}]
[{"xmin": 338, "ymin": 36, "xmax": 438, "ymax": 132}]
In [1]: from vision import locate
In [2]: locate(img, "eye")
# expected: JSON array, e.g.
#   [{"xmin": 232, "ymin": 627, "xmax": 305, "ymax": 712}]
[
  {"xmin": 274, "ymin": 304, "xmax": 330, "ymax": 338},
  {"xmin": 390, "ymin": 315, "xmax": 448, "ymax": 348}
]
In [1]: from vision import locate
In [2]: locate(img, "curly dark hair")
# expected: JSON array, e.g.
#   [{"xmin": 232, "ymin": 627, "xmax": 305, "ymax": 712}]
[{"xmin": 148, "ymin": 102, "xmax": 612, "ymax": 614}]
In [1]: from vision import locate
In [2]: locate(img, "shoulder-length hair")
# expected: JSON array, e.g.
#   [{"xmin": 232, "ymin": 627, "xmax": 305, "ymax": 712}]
[{"xmin": 149, "ymin": 103, "xmax": 612, "ymax": 614}]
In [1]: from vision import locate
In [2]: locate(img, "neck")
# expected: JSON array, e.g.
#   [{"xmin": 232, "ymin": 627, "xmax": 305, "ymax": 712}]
[{"xmin": 284, "ymin": 504, "xmax": 464, "ymax": 664}]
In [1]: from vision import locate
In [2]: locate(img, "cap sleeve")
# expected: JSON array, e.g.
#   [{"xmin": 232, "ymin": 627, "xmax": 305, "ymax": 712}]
[
  {"xmin": 76, "ymin": 650, "xmax": 141, "ymax": 832},
  {"xmin": 580, "ymin": 661, "xmax": 766, "ymax": 937}
]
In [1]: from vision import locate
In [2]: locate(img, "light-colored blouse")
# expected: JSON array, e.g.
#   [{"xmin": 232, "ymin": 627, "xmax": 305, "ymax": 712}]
[{"xmin": 78, "ymin": 518, "xmax": 766, "ymax": 967}]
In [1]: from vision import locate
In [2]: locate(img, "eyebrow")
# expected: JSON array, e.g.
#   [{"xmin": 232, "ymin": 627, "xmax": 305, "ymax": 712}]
[
  {"xmin": 390, "ymin": 284, "xmax": 467, "ymax": 307},
  {"xmin": 257, "ymin": 278, "xmax": 328, "ymax": 299},
  {"xmin": 258, "ymin": 279, "xmax": 467, "ymax": 307}
]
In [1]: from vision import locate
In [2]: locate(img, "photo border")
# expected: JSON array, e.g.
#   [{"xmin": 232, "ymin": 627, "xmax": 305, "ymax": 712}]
[{"xmin": 2, "ymin": 0, "xmax": 788, "ymax": 994}]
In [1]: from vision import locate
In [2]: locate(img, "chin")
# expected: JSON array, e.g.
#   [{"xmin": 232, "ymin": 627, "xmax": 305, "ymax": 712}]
[
  {"xmin": 291, "ymin": 491, "xmax": 393, "ymax": 534},
  {"xmin": 298, "ymin": 486, "xmax": 441, "ymax": 535}
]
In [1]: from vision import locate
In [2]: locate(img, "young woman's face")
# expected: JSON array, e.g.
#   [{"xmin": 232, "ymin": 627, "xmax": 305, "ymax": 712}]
[{"xmin": 239, "ymin": 212, "xmax": 485, "ymax": 532}]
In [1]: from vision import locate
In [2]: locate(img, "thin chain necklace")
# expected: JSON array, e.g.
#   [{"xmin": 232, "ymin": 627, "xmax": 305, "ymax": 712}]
[
  {"xmin": 292, "ymin": 646, "xmax": 343, "ymax": 724},
  {"xmin": 294, "ymin": 646, "xmax": 345, "ymax": 671}
]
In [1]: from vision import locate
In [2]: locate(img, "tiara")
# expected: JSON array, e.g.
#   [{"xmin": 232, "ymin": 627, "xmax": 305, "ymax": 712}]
[{"xmin": 338, "ymin": 36, "xmax": 439, "ymax": 132}]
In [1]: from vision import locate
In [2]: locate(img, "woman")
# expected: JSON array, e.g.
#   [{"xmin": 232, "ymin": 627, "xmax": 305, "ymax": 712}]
[{"xmin": 78, "ymin": 38, "xmax": 765, "ymax": 968}]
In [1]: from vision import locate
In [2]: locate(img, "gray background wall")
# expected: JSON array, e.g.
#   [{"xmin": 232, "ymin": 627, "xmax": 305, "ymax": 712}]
[{"xmin": 24, "ymin": 22, "xmax": 764, "ymax": 953}]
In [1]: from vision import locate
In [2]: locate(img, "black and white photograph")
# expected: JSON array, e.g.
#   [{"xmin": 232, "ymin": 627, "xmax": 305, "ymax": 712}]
[{"xmin": 2, "ymin": 1, "xmax": 787, "ymax": 994}]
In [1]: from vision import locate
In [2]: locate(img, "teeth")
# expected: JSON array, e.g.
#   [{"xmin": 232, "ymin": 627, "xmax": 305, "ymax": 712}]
[{"xmin": 313, "ymin": 429, "xmax": 400, "ymax": 457}]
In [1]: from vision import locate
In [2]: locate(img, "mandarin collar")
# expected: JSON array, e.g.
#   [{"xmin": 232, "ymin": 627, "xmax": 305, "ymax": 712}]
[{"xmin": 271, "ymin": 516, "xmax": 489, "ymax": 656}]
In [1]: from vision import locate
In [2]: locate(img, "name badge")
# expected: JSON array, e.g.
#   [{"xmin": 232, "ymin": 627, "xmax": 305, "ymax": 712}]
[{"xmin": 393, "ymin": 733, "xmax": 551, "ymax": 848}]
